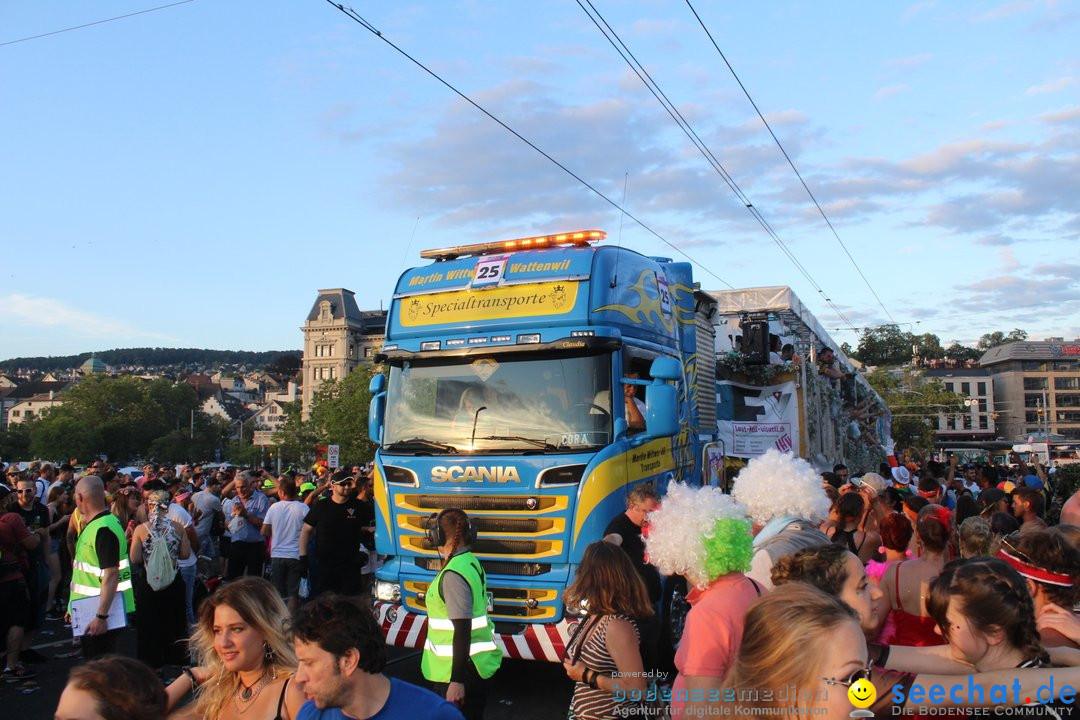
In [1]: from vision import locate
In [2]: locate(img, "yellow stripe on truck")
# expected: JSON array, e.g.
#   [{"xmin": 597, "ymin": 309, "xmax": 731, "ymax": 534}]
[
  {"xmin": 373, "ymin": 465, "xmax": 391, "ymax": 535},
  {"xmin": 573, "ymin": 437, "xmax": 674, "ymax": 544}
]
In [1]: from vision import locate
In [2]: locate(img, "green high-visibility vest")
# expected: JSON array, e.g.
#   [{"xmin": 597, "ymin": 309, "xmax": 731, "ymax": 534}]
[
  {"xmin": 69, "ymin": 513, "xmax": 136, "ymax": 615},
  {"xmin": 421, "ymin": 551, "xmax": 502, "ymax": 682}
]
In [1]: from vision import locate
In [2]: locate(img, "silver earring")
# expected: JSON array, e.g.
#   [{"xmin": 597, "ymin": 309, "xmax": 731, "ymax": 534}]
[{"xmin": 264, "ymin": 642, "xmax": 275, "ymax": 663}]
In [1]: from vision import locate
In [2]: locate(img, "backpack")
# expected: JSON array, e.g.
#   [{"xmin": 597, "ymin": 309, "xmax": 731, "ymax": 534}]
[{"xmin": 145, "ymin": 522, "xmax": 178, "ymax": 591}]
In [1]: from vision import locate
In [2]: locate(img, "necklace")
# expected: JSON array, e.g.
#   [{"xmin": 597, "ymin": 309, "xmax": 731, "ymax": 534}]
[{"xmin": 235, "ymin": 671, "xmax": 271, "ymax": 709}]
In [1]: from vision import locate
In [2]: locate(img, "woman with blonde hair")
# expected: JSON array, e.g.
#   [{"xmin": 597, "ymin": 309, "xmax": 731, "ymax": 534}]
[
  {"xmin": 958, "ymin": 516, "xmax": 995, "ymax": 558},
  {"xmin": 723, "ymin": 583, "xmax": 866, "ymax": 718},
  {"xmin": 165, "ymin": 577, "xmax": 306, "ymax": 720},
  {"xmin": 562, "ymin": 540, "xmax": 654, "ymax": 720}
]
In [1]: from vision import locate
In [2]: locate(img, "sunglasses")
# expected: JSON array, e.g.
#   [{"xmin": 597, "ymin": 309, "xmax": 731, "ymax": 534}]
[
  {"xmin": 822, "ymin": 665, "xmax": 871, "ymax": 688},
  {"xmin": 16, "ymin": 489, "xmax": 35, "ymax": 494},
  {"xmin": 998, "ymin": 533, "xmax": 1032, "ymax": 563},
  {"xmin": 332, "ymin": 477, "xmax": 356, "ymax": 487}
]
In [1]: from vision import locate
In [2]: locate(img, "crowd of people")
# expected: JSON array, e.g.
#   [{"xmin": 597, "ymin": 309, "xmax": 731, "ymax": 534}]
[
  {"xmin": 4, "ymin": 448, "xmax": 1080, "ymax": 719},
  {"xmin": 558, "ymin": 449, "xmax": 1080, "ymax": 718},
  {"xmin": 0, "ymin": 460, "xmax": 385, "ymax": 707}
]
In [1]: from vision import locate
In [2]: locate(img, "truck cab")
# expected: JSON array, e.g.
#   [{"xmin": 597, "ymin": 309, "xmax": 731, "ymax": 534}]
[{"xmin": 366, "ymin": 230, "xmax": 710, "ymax": 661}]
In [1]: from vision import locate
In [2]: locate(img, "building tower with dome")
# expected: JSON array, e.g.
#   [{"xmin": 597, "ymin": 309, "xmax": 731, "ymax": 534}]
[{"xmin": 300, "ymin": 289, "xmax": 386, "ymax": 419}]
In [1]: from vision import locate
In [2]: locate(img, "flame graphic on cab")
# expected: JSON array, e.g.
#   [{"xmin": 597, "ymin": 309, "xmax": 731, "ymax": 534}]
[{"xmin": 595, "ymin": 270, "xmax": 677, "ymax": 333}]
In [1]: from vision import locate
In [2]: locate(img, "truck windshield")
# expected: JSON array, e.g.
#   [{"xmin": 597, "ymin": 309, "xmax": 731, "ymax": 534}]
[{"xmin": 383, "ymin": 353, "xmax": 613, "ymax": 453}]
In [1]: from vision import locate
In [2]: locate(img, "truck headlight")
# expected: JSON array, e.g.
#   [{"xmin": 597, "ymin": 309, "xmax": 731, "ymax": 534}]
[
  {"xmin": 564, "ymin": 598, "xmax": 590, "ymax": 617},
  {"xmin": 375, "ymin": 581, "xmax": 401, "ymax": 604}
]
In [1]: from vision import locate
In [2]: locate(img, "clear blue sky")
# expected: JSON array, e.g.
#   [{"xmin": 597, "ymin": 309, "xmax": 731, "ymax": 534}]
[{"xmin": 3, "ymin": 1, "xmax": 1077, "ymax": 359}]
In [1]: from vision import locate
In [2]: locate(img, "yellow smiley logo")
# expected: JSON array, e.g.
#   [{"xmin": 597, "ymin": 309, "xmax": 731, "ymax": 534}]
[{"xmin": 848, "ymin": 677, "xmax": 876, "ymax": 708}]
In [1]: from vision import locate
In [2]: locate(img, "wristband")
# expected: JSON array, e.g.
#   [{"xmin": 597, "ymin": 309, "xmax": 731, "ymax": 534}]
[
  {"xmin": 95, "ymin": 613, "xmax": 108, "ymax": 620},
  {"xmin": 183, "ymin": 667, "xmax": 200, "ymax": 688}
]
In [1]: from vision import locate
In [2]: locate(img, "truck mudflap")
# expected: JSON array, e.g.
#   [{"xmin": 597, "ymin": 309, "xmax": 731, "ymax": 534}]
[{"xmin": 374, "ymin": 600, "xmax": 581, "ymax": 663}]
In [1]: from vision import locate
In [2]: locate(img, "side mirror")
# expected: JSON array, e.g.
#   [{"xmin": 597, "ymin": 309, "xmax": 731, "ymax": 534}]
[
  {"xmin": 644, "ymin": 382, "xmax": 678, "ymax": 438},
  {"xmin": 369, "ymin": 373, "xmax": 386, "ymax": 395},
  {"xmin": 649, "ymin": 356, "xmax": 681, "ymax": 382},
  {"xmin": 368, "ymin": 374, "xmax": 387, "ymax": 445}
]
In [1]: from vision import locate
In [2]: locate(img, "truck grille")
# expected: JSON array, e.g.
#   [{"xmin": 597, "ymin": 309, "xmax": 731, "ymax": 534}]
[
  {"xmin": 413, "ymin": 558, "xmax": 552, "ymax": 576},
  {"xmin": 398, "ymin": 494, "xmax": 566, "ymax": 562},
  {"xmin": 404, "ymin": 580, "xmax": 558, "ymax": 620},
  {"xmin": 413, "ymin": 494, "xmax": 558, "ymax": 512}
]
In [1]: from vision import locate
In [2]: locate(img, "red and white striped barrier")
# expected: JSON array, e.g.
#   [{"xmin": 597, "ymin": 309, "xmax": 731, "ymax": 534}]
[{"xmin": 374, "ymin": 601, "xmax": 580, "ymax": 663}]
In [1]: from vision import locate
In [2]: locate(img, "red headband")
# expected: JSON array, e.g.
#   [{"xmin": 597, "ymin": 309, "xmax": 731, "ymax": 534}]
[
  {"xmin": 918, "ymin": 488, "xmax": 939, "ymax": 499},
  {"xmin": 997, "ymin": 549, "xmax": 1074, "ymax": 587},
  {"xmin": 923, "ymin": 505, "xmax": 951, "ymax": 534}
]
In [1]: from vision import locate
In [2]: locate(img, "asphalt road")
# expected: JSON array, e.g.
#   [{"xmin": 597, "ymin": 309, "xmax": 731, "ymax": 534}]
[{"xmin": 6, "ymin": 616, "xmax": 574, "ymax": 720}]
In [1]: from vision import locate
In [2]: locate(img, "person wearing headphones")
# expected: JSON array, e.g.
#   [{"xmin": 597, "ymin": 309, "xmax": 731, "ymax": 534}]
[{"xmin": 422, "ymin": 509, "xmax": 501, "ymax": 719}]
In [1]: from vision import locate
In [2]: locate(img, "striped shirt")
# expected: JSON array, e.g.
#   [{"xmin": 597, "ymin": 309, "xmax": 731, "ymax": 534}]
[{"xmin": 567, "ymin": 614, "xmax": 640, "ymax": 720}]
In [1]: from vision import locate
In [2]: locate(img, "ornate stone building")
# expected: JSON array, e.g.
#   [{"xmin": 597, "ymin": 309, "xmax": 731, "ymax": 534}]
[{"xmin": 300, "ymin": 289, "xmax": 386, "ymax": 418}]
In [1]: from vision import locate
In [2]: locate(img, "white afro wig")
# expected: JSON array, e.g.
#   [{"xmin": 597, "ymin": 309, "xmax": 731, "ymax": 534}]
[
  {"xmin": 731, "ymin": 449, "xmax": 831, "ymax": 526},
  {"xmin": 644, "ymin": 482, "xmax": 753, "ymax": 589}
]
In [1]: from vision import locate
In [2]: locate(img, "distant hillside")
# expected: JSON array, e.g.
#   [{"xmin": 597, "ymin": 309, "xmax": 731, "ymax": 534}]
[{"xmin": 0, "ymin": 348, "xmax": 302, "ymax": 373}]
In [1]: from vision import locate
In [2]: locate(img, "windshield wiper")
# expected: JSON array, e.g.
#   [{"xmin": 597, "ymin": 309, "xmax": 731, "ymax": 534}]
[
  {"xmin": 477, "ymin": 435, "xmax": 558, "ymax": 450},
  {"xmin": 384, "ymin": 437, "xmax": 458, "ymax": 453}
]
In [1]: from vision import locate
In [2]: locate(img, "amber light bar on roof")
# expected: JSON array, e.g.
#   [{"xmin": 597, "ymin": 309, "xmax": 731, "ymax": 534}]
[{"xmin": 419, "ymin": 230, "xmax": 606, "ymax": 261}]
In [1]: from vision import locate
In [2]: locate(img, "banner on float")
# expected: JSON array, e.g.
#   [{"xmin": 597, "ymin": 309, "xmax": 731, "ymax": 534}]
[{"xmin": 717, "ymin": 379, "xmax": 799, "ymax": 458}]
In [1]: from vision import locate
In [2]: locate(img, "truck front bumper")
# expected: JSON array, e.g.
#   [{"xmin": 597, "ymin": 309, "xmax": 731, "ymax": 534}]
[{"xmin": 374, "ymin": 600, "xmax": 582, "ymax": 663}]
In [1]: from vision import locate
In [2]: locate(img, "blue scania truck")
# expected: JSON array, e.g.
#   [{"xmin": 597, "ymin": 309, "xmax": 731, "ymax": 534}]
[{"xmin": 366, "ymin": 229, "xmax": 722, "ymax": 661}]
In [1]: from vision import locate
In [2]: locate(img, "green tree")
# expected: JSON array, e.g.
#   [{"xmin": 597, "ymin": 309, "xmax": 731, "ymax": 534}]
[
  {"xmin": 26, "ymin": 375, "xmax": 208, "ymax": 463},
  {"xmin": 944, "ymin": 342, "xmax": 982, "ymax": 362},
  {"xmin": 0, "ymin": 422, "xmax": 31, "ymax": 461},
  {"xmin": 854, "ymin": 325, "xmax": 911, "ymax": 367},
  {"xmin": 274, "ymin": 366, "xmax": 377, "ymax": 468},
  {"xmin": 225, "ymin": 435, "xmax": 265, "ymax": 467},
  {"xmin": 977, "ymin": 328, "xmax": 1028, "ymax": 350},
  {"xmin": 308, "ymin": 366, "xmax": 377, "ymax": 466},
  {"xmin": 912, "ymin": 332, "xmax": 944, "ymax": 360},
  {"xmin": 267, "ymin": 353, "xmax": 302, "ymax": 376},
  {"xmin": 867, "ymin": 367, "xmax": 965, "ymax": 454},
  {"xmin": 274, "ymin": 401, "xmax": 319, "ymax": 467}
]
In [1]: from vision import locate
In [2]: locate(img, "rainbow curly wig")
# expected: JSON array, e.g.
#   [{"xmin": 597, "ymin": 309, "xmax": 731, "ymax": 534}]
[{"xmin": 644, "ymin": 482, "xmax": 753, "ymax": 589}]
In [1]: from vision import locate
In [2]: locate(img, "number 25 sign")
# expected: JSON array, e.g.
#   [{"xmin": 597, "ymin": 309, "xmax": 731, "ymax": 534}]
[{"xmin": 472, "ymin": 255, "xmax": 509, "ymax": 288}]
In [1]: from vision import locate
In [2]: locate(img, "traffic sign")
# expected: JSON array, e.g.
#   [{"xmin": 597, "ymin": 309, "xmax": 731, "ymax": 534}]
[{"xmin": 327, "ymin": 444, "xmax": 340, "ymax": 468}]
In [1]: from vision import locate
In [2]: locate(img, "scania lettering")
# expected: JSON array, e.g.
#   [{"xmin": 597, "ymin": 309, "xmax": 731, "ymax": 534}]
[
  {"xmin": 367, "ymin": 229, "xmax": 891, "ymax": 662},
  {"xmin": 431, "ymin": 466, "xmax": 522, "ymax": 483}
]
